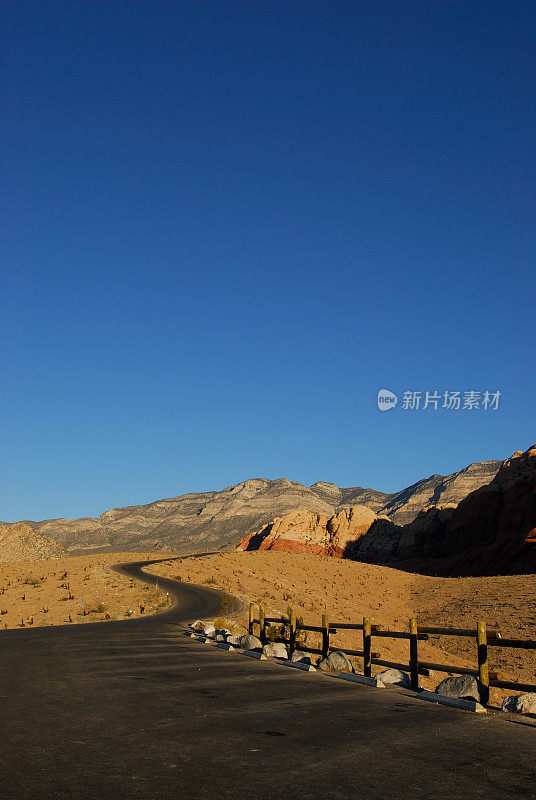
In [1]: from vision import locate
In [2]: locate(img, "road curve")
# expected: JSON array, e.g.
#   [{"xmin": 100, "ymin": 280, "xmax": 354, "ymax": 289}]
[
  {"xmin": 112, "ymin": 555, "xmax": 242, "ymax": 625},
  {"xmin": 0, "ymin": 557, "xmax": 535, "ymax": 800}
]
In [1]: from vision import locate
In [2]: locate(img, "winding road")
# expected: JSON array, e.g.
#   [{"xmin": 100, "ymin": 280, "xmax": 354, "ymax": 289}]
[{"xmin": 1, "ymin": 558, "xmax": 535, "ymax": 800}]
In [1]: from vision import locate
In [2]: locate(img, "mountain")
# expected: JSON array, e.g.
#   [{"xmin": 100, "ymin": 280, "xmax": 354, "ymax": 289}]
[
  {"xmin": 238, "ymin": 446, "xmax": 536, "ymax": 576},
  {"xmin": 377, "ymin": 459, "xmax": 505, "ymax": 524},
  {"xmin": 9, "ymin": 458, "xmax": 501, "ymax": 556},
  {"xmin": 398, "ymin": 444, "xmax": 536, "ymax": 575},
  {"xmin": 0, "ymin": 523, "xmax": 65, "ymax": 562}
]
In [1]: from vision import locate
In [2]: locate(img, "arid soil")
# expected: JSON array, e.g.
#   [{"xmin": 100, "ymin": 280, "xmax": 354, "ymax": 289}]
[
  {"xmin": 149, "ymin": 551, "xmax": 536, "ymax": 705},
  {"xmin": 0, "ymin": 553, "xmax": 170, "ymax": 629}
]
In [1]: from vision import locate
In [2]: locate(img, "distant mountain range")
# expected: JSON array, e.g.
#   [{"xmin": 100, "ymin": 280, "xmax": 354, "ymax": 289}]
[{"xmin": 6, "ymin": 457, "xmax": 502, "ymax": 556}]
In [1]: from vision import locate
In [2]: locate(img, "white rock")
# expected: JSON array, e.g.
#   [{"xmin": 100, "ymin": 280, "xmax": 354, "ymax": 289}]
[
  {"xmin": 435, "ymin": 674, "xmax": 487, "ymax": 705},
  {"xmin": 318, "ymin": 650, "xmax": 354, "ymax": 673},
  {"xmin": 226, "ymin": 634, "xmax": 242, "ymax": 646},
  {"xmin": 502, "ymin": 693, "xmax": 536, "ymax": 715},
  {"xmin": 190, "ymin": 620, "xmax": 206, "ymax": 630},
  {"xmin": 203, "ymin": 624, "xmax": 216, "ymax": 637},
  {"xmin": 374, "ymin": 669, "xmax": 411, "ymax": 688},
  {"xmin": 239, "ymin": 634, "xmax": 263, "ymax": 650},
  {"xmin": 290, "ymin": 651, "xmax": 311, "ymax": 665},
  {"xmin": 263, "ymin": 642, "xmax": 288, "ymax": 659}
]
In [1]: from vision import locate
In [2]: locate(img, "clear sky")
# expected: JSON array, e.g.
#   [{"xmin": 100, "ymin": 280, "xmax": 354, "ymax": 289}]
[{"xmin": 1, "ymin": 1, "xmax": 534, "ymax": 522}]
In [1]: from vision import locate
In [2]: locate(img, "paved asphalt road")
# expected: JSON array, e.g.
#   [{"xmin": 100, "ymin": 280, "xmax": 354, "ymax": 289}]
[{"xmin": 1, "ymin": 558, "xmax": 535, "ymax": 800}]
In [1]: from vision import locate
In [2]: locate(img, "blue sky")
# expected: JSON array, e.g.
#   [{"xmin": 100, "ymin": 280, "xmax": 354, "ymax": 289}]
[{"xmin": 1, "ymin": 1, "xmax": 534, "ymax": 522}]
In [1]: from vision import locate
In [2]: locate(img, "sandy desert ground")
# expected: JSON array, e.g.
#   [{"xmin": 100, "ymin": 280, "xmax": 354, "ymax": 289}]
[
  {"xmin": 2, "ymin": 548, "xmax": 533, "ymax": 707},
  {"xmin": 149, "ymin": 551, "xmax": 536, "ymax": 705},
  {"xmin": 0, "ymin": 552, "xmax": 170, "ymax": 629}
]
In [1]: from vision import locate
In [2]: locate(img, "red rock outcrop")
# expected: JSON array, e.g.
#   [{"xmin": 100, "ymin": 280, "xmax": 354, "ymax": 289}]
[
  {"xmin": 237, "ymin": 510, "xmax": 329, "ymax": 555},
  {"xmin": 236, "ymin": 505, "xmax": 381, "ymax": 557}
]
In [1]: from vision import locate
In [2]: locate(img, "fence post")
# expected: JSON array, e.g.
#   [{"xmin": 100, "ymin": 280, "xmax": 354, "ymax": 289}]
[
  {"xmin": 259, "ymin": 605, "xmax": 266, "ymax": 644},
  {"xmin": 289, "ymin": 608, "xmax": 297, "ymax": 655},
  {"xmin": 477, "ymin": 620, "xmax": 489, "ymax": 700},
  {"xmin": 322, "ymin": 614, "xmax": 330, "ymax": 660},
  {"xmin": 409, "ymin": 618, "xmax": 419, "ymax": 691},
  {"xmin": 363, "ymin": 617, "xmax": 372, "ymax": 677},
  {"xmin": 248, "ymin": 602, "xmax": 255, "ymax": 636}
]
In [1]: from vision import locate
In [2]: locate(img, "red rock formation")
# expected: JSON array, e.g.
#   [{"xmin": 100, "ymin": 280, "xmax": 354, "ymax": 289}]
[
  {"xmin": 236, "ymin": 505, "xmax": 380, "ymax": 557},
  {"xmin": 237, "ymin": 510, "xmax": 329, "ymax": 555},
  {"xmin": 325, "ymin": 506, "xmax": 379, "ymax": 557}
]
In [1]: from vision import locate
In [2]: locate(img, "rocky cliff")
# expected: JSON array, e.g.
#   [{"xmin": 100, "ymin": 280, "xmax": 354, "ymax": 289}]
[
  {"xmin": 237, "ymin": 505, "xmax": 389, "ymax": 558},
  {"xmin": 237, "ymin": 446, "xmax": 536, "ymax": 576}
]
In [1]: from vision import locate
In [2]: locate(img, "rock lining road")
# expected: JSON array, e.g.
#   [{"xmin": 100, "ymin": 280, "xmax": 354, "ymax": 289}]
[{"xmin": 0, "ymin": 557, "xmax": 535, "ymax": 800}]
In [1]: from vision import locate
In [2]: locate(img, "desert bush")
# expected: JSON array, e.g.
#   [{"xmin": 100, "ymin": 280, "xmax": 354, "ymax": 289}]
[
  {"xmin": 266, "ymin": 623, "xmax": 286, "ymax": 642},
  {"xmin": 265, "ymin": 624, "xmax": 277, "ymax": 641},
  {"xmin": 219, "ymin": 594, "xmax": 232, "ymax": 614},
  {"xmin": 94, "ymin": 603, "xmax": 107, "ymax": 614},
  {"xmin": 213, "ymin": 617, "xmax": 230, "ymax": 630}
]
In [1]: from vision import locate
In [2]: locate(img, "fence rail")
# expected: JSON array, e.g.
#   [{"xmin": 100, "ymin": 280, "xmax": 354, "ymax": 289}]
[{"xmin": 248, "ymin": 602, "xmax": 536, "ymax": 703}]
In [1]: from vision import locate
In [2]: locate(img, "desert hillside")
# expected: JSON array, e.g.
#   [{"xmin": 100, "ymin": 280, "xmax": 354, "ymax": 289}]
[
  {"xmin": 0, "ymin": 553, "xmax": 169, "ymax": 629},
  {"xmin": 11, "ymin": 458, "xmax": 501, "ymax": 555},
  {"xmin": 149, "ymin": 550, "xmax": 536, "ymax": 705},
  {"xmin": 0, "ymin": 522, "xmax": 65, "ymax": 561}
]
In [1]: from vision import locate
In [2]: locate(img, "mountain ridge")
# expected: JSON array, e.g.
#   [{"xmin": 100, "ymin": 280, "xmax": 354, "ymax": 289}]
[
  {"xmin": 6, "ymin": 458, "xmax": 502, "ymax": 556},
  {"xmin": 238, "ymin": 446, "xmax": 536, "ymax": 576}
]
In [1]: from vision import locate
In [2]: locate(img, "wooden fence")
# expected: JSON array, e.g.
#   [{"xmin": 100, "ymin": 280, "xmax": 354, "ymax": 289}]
[{"xmin": 248, "ymin": 603, "xmax": 536, "ymax": 702}]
